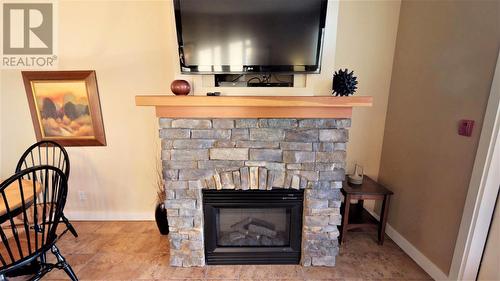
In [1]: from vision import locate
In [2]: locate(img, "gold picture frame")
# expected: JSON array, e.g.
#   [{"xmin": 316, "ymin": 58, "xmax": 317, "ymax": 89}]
[{"xmin": 22, "ymin": 71, "xmax": 107, "ymax": 146}]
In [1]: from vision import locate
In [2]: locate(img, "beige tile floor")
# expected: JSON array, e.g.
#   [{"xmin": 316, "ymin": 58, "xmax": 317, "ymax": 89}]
[{"xmin": 20, "ymin": 221, "xmax": 431, "ymax": 280}]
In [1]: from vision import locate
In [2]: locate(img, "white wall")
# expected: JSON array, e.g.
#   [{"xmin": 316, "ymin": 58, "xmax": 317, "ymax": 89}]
[
  {"xmin": 1, "ymin": 1, "xmax": 176, "ymax": 219},
  {"xmin": 335, "ymin": 0, "xmax": 401, "ymax": 180},
  {"xmin": 0, "ymin": 0, "xmax": 400, "ymax": 220}
]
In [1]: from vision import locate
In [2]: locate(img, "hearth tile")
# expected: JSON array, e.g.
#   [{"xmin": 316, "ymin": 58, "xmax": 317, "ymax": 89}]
[
  {"xmin": 304, "ymin": 279, "xmax": 362, "ymax": 281},
  {"xmin": 94, "ymin": 221, "xmax": 128, "ymax": 234},
  {"xmin": 239, "ymin": 265, "xmax": 304, "ymax": 280},
  {"xmin": 117, "ymin": 221, "xmax": 163, "ymax": 234},
  {"xmin": 139, "ymin": 255, "xmax": 205, "ymax": 280},
  {"xmin": 56, "ymin": 233, "xmax": 113, "ymax": 255},
  {"xmin": 70, "ymin": 221, "xmax": 102, "ymax": 233},
  {"xmin": 99, "ymin": 233, "xmax": 150, "ymax": 253},
  {"xmin": 163, "ymin": 266, "xmax": 206, "ymax": 279},
  {"xmin": 146, "ymin": 278, "xmax": 205, "ymax": 281},
  {"xmin": 105, "ymin": 232, "xmax": 167, "ymax": 251},
  {"xmin": 137, "ymin": 253, "xmax": 171, "ymax": 279},
  {"xmin": 356, "ymin": 250, "xmax": 430, "ymax": 280},
  {"xmin": 363, "ymin": 279, "xmax": 432, "ymax": 281},
  {"xmin": 77, "ymin": 253, "xmax": 158, "ymax": 280},
  {"xmin": 205, "ymin": 265, "xmax": 242, "ymax": 279},
  {"xmin": 240, "ymin": 279, "xmax": 303, "ymax": 281},
  {"xmin": 43, "ymin": 253, "xmax": 95, "ymax": 279},
  {"xmin": 339, "ymin": 232, "xmax": 402, "ymax": 256},
  {"xmin": 378, "ymin": 251, "xmax": 432, "ymax": 280},
  {"xmin": 303, "ymin": 252, "xmax": 363, "ymax": 279},
  {"xmin": 43, "ymin": 222, "xmax": 432, "ymax": 280}
]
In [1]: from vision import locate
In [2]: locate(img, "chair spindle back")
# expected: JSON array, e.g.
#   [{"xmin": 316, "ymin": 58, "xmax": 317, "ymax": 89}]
[
  {"xmin": 0, "ymin": 166, "xmax": 68, "ymax": 273},
  {"xmin": 16, "ymin": 141, "xmax": 70, "ymax": 179}
]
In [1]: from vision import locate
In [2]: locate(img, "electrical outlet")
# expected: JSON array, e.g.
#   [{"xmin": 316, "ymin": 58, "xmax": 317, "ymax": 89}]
[{"xmin": 78, "ymin": 191, "xmax": 87, "ymax": 201}]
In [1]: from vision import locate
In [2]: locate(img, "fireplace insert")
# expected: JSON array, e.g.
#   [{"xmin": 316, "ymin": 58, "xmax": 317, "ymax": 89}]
[{"xmin": 203, "ymin": 189, "xmax": 303, "ymax": 265}]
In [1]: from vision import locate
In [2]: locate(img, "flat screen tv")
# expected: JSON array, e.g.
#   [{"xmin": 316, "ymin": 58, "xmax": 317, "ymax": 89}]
[{"xmin": 174, "ymin": 0, "xmax": 328, "ymax": 74}]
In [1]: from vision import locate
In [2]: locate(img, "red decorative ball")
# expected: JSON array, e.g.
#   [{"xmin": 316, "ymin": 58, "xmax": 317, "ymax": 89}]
[{"xmin": 170, "ymin": 80, "xmax": 191, "ymax": 96}]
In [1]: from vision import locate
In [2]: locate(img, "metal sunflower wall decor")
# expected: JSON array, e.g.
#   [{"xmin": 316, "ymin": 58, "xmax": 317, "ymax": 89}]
[{"xmin": 332, "ymin": 69, "xmax": 358, "ymax": 96}]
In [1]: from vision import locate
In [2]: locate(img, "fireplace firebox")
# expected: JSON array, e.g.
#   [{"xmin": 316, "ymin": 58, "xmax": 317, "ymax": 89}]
[{"xmin": 203, "ymin": 189, "xmax": 304, "ymax": 265}]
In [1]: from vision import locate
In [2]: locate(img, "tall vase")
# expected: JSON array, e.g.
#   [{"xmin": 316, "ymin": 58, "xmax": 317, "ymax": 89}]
[{"xmin": 155, "ymin": 202, "xmax": 169, "ymax": 235}]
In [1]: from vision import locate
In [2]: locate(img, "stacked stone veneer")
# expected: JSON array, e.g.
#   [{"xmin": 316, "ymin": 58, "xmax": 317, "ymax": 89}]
[{"xmin": 160, "ymin": 118, "xmax": 350, "ymax": 267}]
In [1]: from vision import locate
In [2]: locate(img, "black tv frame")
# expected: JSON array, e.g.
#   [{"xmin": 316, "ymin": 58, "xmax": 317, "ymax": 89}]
[{"xmin": 173, "ymin": 0, "xmax": 328, "ymax": 74}]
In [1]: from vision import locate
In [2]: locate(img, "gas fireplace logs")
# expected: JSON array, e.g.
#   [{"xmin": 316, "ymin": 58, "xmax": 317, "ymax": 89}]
[{"xmin": 219, "ymin": 217, "xmax": 285, "ymax": 246}]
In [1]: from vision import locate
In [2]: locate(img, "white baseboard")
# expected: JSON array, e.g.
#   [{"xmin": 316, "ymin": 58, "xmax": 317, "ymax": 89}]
[
  {"xmin": 64, "ymin": 211, "xmax": 154, "ymax": 221},
  {"xmin": 364, "ymin": 208, "xmax": 449, "ymax": 281}
]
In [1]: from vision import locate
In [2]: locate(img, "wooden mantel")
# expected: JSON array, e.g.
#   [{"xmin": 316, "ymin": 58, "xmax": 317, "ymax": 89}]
[{"xmin": 135, "ymin": 95, "xmax": 373, "ymax": 118}]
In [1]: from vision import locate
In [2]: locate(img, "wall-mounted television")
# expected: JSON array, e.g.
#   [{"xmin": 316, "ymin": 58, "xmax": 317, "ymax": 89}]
[{"xmin": 174, "ymin": 0, "xmax": 328, "ymax": 74}]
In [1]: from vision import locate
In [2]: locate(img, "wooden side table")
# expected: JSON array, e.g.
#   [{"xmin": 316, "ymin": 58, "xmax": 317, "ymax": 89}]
[{"xmin": 340, "ymin": 176, "xmax": 393, "ymax": 245}]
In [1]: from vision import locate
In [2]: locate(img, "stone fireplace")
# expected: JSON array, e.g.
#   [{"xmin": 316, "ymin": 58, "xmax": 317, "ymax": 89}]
[{"xmin": 160, "ymin": 118, "xmax": 349, "ymax": 267}]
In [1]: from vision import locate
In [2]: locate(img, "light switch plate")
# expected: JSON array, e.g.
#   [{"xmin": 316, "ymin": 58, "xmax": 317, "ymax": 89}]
[{"xmin": 458, "ymin": 120, "xmax": 474, "ymax": 137}]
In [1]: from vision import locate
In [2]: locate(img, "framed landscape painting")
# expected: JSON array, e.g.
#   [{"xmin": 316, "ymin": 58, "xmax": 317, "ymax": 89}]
[{"xmin": 22, "ymin": 71, "xmax": 107, "ymax": 146}]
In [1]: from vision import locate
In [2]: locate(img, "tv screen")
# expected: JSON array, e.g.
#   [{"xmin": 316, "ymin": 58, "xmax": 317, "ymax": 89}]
[{"xmin": 174, "ymin": 0, "xmax": 327, "ymax": 74}]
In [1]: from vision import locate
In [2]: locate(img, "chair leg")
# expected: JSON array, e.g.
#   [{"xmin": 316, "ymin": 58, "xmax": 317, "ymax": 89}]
[
  {"xmin": 31, "ymin": 273, "xmax": 43, "ymax": 281},
  {"xmin": 51, "ymin": 245, "xmax": 78, "ymax": 281},
  {"xmin": 62, "ymin": 214, "xmax": 78, "ymax": 238},
  {"xmin": 40, "ymin": 252, "xmax": 47, "ymax": 265}
]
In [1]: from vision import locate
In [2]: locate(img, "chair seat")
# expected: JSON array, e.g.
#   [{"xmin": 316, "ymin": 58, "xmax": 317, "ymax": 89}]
[{"xmin": 5, "ymin": 260, "xmax": 41, "ymax": 277}]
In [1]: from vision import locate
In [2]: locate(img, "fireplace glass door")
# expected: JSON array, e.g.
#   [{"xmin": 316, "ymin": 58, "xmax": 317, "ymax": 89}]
[
  {"xmin": 217, "ymin": 208, "xmax": 290, "ymax": 247},
  {"xmin": 203, "ymin": 189, "xmax": 303, "ymax": 265}
]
